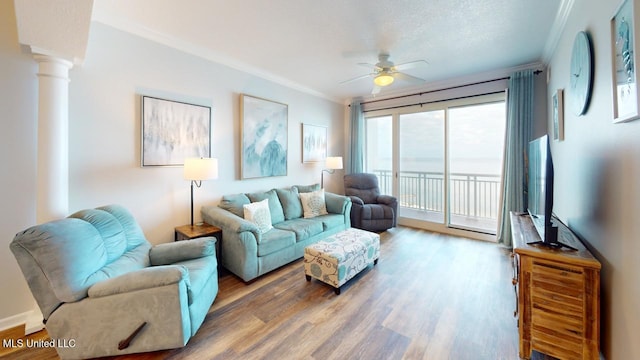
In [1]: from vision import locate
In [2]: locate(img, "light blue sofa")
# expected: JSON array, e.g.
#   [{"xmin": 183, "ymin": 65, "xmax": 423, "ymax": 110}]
[
  {"xmin": 10, "ymin": 205, "xmax": 218, "ymax": 359},
  {"xmin": 202, "ymin": 185, "xmax": 352, "ymax": 282}
]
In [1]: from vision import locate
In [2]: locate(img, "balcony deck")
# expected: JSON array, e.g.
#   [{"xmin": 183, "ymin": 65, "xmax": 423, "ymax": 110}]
[{"xmin": 374, "ymin": 170, "xmax": 501, "ymax": 234}]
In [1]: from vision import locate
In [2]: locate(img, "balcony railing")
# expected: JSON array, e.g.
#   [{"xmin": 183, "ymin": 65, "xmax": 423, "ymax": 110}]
[{"xmin": 372, "ymin": 170, "xmax": 502, "ymax": 221}]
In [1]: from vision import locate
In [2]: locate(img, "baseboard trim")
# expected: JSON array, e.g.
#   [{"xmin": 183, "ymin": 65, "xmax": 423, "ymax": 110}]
[{"xmin": 0, "ymin": 310, "xmax": 44, "ymax": 335}]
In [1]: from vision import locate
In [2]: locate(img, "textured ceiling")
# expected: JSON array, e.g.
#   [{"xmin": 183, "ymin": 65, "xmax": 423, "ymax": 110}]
[{"xmin": 92, "ymin": 0, "xmax": 565, "ymax": 103}]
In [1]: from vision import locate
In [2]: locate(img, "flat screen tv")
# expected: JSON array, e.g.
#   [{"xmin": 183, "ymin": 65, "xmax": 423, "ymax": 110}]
[{"xmin": 527, "ymin": 135, "xmax": 575, "ymax": 250}]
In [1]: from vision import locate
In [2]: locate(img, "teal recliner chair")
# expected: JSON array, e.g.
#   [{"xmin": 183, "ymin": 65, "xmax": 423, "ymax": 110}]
[{"xmin": 10, "ymin": 205, "xmax": 218, "ymax": 359}]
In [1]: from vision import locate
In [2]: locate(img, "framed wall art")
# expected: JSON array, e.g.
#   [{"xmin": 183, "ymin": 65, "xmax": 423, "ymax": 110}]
[
  {"xmin": 240, "ymin": 94, "xmax": 288, "ymax": 179},
  {"xmin": 611, "ymin": 0, "xmax": 640, "ymax": 123},
  {"xmin": 141, "ymin": 96, "xmax": 211, "ymax": 167},
  {"xmin": 302, "ymin": 123, "xmax": 327, "ymax": 163},
  {"xmin": 552, "ymin": 89, "xmax": 564, "ymax": 141}
]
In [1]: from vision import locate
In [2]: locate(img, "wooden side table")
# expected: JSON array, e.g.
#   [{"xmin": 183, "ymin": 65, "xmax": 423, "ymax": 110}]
[{"xmin": 174, "ymin": 223, "xmax": 222, "ymax": 265}]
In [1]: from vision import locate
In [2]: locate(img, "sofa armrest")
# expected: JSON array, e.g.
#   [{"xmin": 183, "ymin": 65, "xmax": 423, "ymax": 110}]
[
  {"xmin": 202, "ymin": 206, "xmax": 259, "ymax": 234},
  {"xmin": 88, "ymin": 265, "xmax": 189, "ymax": 298},
  {"xmin": 149, "ymin": 237, "xmax": 216, "ymax": 266},
  {"xmin": 325, "ymin": 192, "xmax": 352, "ymax": 214},
  {"xmin": 347, "ymin": 195, "xmax": 364, "ymax": 206},
  {"xmin": 377, "ymin": 194, "xmax": 398, "ymax": 208}
]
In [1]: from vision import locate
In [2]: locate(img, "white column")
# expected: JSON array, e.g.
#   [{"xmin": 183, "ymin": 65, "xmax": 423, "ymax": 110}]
[{"xmin": 34, "ymin": 54, "xmax": 73, "ymax": 223}]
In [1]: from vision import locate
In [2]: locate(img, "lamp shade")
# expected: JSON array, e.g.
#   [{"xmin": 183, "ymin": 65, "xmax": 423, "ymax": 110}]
[
  {"xmin": 184, "ymin": 158, "xmax": 218, "ymax": 181},
  {"xmin": 325, "ymin": 156, "xmax": 343, "ymax": 170}
]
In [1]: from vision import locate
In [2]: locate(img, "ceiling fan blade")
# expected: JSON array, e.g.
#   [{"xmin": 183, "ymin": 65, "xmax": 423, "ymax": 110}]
[
  {"xmin": 371, "ymin": 85, "xmax": 382, "ymax": 95},
  {"xmin": 339, "ymin": 73, "xmax": 373, "ymax": 84},
  {"xmin": 393, "ymin": 60, "xmax": 429, "ymax": 71},
  {"xmin": 394, "ymin": 72, "xmax": 426, "ymax": 84}
]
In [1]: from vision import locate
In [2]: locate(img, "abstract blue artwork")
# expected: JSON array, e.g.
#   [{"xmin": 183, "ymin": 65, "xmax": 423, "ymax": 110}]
[
  {"xmin": 241, "ymin": 94, "xmax": 288, "ymax": 178},
  {"xmin": 141, "ymin": 96, "xmax": 210, "ymax": 167}
]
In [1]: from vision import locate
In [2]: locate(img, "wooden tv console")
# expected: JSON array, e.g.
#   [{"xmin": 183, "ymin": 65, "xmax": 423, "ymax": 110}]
[{"xmin": 510, "ymin": 212, "xmax": 601, "ymax": 360}]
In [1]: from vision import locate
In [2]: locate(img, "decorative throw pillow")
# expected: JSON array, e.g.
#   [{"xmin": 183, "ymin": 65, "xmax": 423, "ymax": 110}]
[
  {"xmin": 246, "ymin": 189, "xmax": 285, "ymax": 224},
  {"xmin": 276, "ymin": 187, "xmax": 303, "ymax": 220},
  {"xmin": 243, "ymin": 199, "xmax": 273, "ymax": 234},
  {"xmin": 299, "ymin": 189, "xmax": 329, "ymax": 219},
  {"xmin": 293, "ymin": 183, "xmax": 321, "ymax": 194},
  {"xmin": 218, "ymin": 193, "xmax": 251, "ymax": 218}
]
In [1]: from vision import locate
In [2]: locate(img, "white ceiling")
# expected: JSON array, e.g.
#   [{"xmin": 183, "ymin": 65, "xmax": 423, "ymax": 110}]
[{"xmin": 92, "ymin": 0, "xmax": 568, "ymax": 103}]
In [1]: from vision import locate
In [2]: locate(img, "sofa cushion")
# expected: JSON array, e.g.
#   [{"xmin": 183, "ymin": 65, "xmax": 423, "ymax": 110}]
[
  {"xmin": 247, "ymin": 189, "xmax": 285, "ymax": 224},
  {"xmin": 299, "ymin": 189, "xmax": 328, "ymax": 218},
  {"xmin": 293, "ymin": 183, "xmax": 320, "ymax": 193},
  {"xmin": 243, "ymin": 199, "xmax": 273, "ymax": 234},
  {"xmin": 219, "ymin": 193, "xmax": 251, "ymax": 218},
  {"xmin": 273, "ymin": 218, "xmax": 324, "ymax": 242},
  {"xmin": 276, "ymin": 187, "xmax": 303, "ymax": 220},
  {"xmin": 257, "ymin": 228, "xmax": 296, "ymax": 256}
]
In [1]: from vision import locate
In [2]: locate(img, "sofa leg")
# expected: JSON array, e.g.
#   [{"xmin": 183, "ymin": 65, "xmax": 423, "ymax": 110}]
[
  {"xmin": 305, "ymin": 274, "xmax": 311, "ymax": 282},
  {"xmin": 374, "ymin": 258, "xmax": 378, "ymax": 265},
  {"xmin": 334, "ymin": 287, "xmax": 341, "ymax": 295}
]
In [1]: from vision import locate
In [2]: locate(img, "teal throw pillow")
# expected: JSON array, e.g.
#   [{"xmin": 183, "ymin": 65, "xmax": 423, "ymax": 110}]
[
  {"xmin": 293, "ymin": 183, "xmax": 321, "ymax": 193},
  {"xmin": 218, "ymin": 193, "xmax": 251, "ymax": 218},
  {"xmin": 276, "ymin": 187, "xmax": 303, "ymax": 220}
]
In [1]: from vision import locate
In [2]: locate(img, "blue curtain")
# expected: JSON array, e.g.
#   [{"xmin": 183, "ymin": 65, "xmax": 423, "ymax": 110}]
[
  {"xmin": 498, "ymin": 69, "xmax": 535, "ymax": 246},
  {"xmin": 349, "ymin": 100, "xmax": 364, "ymax": 174}
]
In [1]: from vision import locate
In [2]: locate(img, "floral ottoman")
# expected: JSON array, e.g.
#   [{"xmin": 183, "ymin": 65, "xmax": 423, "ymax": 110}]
[{"xmin": 304, "ymin": 228, "xmax": 380, "ymax": 294}]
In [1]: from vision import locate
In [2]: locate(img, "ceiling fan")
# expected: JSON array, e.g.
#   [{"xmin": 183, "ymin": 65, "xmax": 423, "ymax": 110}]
[{"xmin": 341, "ymin": 53, "xmax": 428, "ymax": 94}]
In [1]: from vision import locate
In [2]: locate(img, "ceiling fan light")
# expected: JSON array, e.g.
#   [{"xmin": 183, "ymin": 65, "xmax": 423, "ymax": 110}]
[{"xmin": 374, "ymin": 74, "xmax": 394, "ymax": 87}]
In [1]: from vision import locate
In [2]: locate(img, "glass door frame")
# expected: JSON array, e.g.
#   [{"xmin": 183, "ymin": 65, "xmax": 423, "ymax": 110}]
[{"xmin": 363, "ymin": 92, "xmax": 506, "ymax": 241}]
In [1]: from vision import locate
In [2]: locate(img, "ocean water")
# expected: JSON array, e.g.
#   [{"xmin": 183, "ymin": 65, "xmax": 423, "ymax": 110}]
[{"xmin": 368, "ymin": 157, "xmax": 503, "ymax": 176}]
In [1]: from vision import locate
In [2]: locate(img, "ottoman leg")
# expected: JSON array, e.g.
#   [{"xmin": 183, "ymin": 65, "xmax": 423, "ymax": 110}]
[
  {"xmin": 374, "ymin": 258, "xmax": 378, "ymax": 265},
  {"xmin": 334, "ymin": 287, "xmax": 341, "ymax": 295},
  {"xmin": 305, "ymin": 274, "xmax": 311, "ymax": 282}
]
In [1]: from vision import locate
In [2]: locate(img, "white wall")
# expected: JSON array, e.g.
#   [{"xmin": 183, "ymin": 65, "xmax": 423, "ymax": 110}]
[
  {"xmin": 69, "ymin": 23, "xmax": 345, "ymax": 243},
  {"xmin": 0, "ymin": 0, "xmax": 40, "ymax": 328},
  {"xmin": 548, "ymin": 1, "xmax": 640, "ymax": 359},
  {"xmin": 0, "ymin": 8, "xmax": 345, "ymax": 328}
]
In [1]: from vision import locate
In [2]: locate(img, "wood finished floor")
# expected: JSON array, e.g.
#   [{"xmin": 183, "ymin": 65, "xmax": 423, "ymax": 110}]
[{"xmin": 3, "ymin": 226, "xmax": 556, "ymax": 360}]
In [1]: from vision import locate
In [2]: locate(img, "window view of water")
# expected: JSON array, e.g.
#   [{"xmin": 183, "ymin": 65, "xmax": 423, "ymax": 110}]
[{"xmin": 365, "ymin": 99, "xmax": 506, "ymax": 234}]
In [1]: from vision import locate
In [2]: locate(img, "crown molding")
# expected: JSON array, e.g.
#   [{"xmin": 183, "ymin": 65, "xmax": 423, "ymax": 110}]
[
  {"xmin": 91, "ymin": 13, "xmax": 343, "ymax": 104},
  {"xmin": 542, "ymin": 0, "xmax": 575, "ymax": 64}
]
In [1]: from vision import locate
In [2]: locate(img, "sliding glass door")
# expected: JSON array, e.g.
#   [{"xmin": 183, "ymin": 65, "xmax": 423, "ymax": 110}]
[
  {"xmin": 447, "ymin": 102, "xmax": 506, "ymax": 233},
  {"xmin": 364, "ymin": 94, "xmax": 506, "ymax": 236},
  {"xmin": 399, "ymin": 110, "xmax": 445, "ymax": 223},
  {"xmin": 365, "ymin": 115, "xmax": 392, "ymax": 194}
]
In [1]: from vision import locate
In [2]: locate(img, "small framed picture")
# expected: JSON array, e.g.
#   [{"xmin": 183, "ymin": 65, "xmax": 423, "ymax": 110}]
[
  {"xmin": 301, "ymin": 123, "xmax": 327, "ymax": 163},
  {"xmin": 552, "ymin": 89, "xmax": 564, "ymax": 141},
  {"xmin": 611, "ymin": 0, "xmax": 640, "ymax": 123}
]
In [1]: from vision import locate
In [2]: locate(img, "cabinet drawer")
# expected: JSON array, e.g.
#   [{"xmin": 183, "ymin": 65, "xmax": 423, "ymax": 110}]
[{"xmin": 532, "ymin": 260, "xmax": 584, "ymax": 293}]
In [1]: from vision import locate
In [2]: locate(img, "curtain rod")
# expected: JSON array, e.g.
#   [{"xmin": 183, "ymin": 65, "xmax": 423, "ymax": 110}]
[
  {"xmin": 362, "ymin": 90, "xmax": 506, "ymax": 113},
  {"xmin": 350, "ymin": 69, "xmax": 542, "ymax": 107}
]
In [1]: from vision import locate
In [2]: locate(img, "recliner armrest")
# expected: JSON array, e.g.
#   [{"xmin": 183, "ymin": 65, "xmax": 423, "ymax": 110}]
[
  {"xmin": 150, "ymin": 237, "xmax": 216, "ymax": 266},
  {"xmin": 377, "ymin": 195, "xmax": 397, "ymax": 207},
  {"xmin": 347, "ymin": 195, "xmax": 364, "ymax": 206},
  {"xmin": 88, "ymin": 265, "xmax": 189, "ymax": 298}
]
